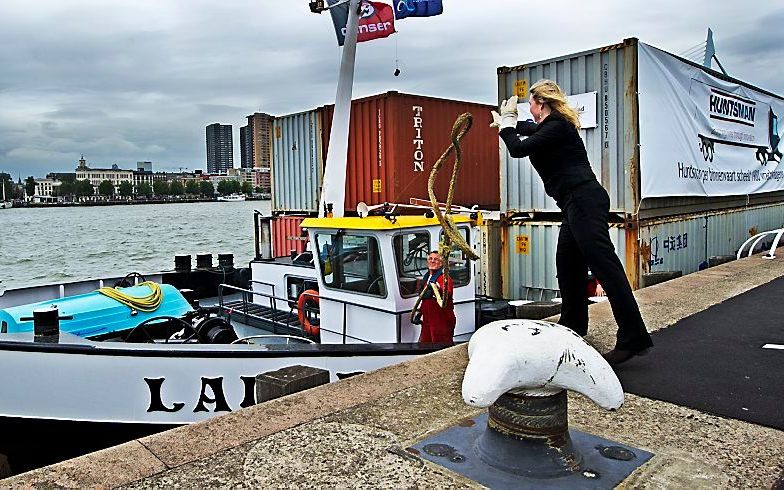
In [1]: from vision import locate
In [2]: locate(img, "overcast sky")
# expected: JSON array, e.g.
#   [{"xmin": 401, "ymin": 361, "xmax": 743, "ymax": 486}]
[{"xmin": 1, "ymin": 0, "xmax": 781, "ymax": 178}]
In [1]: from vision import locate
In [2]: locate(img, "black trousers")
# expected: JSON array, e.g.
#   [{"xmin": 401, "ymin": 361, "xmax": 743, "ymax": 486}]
[{"xmin": 556, "ymin": 181, "xmax": 653, "ymax": 351}]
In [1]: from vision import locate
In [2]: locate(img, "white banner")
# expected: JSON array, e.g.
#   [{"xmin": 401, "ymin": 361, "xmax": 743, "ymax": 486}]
[
  {"xmin": 638, "ymin": 43, "xmax": 784, "ymax": 198},
  {"xmin": 517, "ymin": 91, "xmax": 598, "ymax": 129}
]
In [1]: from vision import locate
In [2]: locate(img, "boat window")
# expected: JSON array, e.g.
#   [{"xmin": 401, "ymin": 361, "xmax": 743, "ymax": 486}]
[
  {"xmin": 393, "ymin": 232, "xmax": 430, "ymax": 297},
  {"xmin": 315, "ymin": 233, "xmax": 387, "ymax": 297},
  {"xmin": 439, "ymin": 226, "xmax": 471, "ymax": 287}
]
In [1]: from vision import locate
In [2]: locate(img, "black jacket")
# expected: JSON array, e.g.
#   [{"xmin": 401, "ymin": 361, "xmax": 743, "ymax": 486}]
[{"xmin": 499, "ymin": 111, "xmax": 597, "ymax": 207}]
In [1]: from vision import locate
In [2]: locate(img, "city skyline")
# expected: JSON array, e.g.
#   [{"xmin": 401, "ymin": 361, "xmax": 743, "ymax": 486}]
[{"xmin": 1, "ymin": 1, "xmax": 782, "ymax": 178}]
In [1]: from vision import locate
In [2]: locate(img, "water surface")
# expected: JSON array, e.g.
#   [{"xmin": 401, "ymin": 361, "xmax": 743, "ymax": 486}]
[{"xmin": 0, "ymin": 200, "xmax": 271, "ymax": 291}]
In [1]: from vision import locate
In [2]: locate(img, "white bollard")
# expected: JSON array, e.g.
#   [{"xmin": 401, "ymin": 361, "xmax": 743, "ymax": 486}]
[{"xmin": 462, "ymin": 319, "xmax": 623, "ymax": 410}]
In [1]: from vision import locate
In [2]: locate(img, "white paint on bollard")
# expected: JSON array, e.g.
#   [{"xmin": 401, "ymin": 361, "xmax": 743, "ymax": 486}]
[{"xmin": 462, "ymin": 320, "xmax": 624, "ymax": 410}]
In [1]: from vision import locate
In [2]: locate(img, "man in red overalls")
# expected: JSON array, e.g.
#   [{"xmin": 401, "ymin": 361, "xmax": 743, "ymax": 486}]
[{"xmin": 418, "ymin": 251, "xmax": 456, "ymax": 344}]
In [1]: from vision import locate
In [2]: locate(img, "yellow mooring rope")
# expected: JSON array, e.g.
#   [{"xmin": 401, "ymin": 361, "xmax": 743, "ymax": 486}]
[{"xmin": 97, "ymin": 281, "xmax": 164, "ymax": 312}]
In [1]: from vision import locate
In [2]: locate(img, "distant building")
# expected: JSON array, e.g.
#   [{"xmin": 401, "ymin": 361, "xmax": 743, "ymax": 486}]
[
  {"xmin": 133, "ymin": 170, "xmax": 167, "ymax": 192},
  {"xmin": 75, "ymin": 156, "xmax": 134, "ymax": 196},
  {"xmin": 206, "ymin": 123, "xmax": 234, "ymax": 174},
  {"xmin": 137, "ymin": 161, "xmax": 153, "ymax": 172},
  {"xmin": 46, "ymin": 172, "xmax": 76, "ymax": 182},
  {"xmin": 75, "ymin": 160, "xmax": 134, "ymax": 189},
  {"xmin": 240, "ymin": 125, "xmax": 253, "ymax": 169},
  {"xmin": 225, "ymin": 167, "xmax": 269, "ymax": 190},
  {"xmin": 241, "ymin": 112, "xmax": 273, "ymax": 171},
  {"xmin": 33, "ymin": 178, "xmax": 61, "ymax": 198}
]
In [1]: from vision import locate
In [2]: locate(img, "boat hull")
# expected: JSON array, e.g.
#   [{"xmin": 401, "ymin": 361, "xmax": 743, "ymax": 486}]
[{"xmin": 0, "ymin": 337, "xmax": 445, "ymax": 425}]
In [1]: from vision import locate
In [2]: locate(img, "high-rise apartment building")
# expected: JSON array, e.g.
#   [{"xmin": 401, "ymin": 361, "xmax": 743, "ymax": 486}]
[
  {"xmin": 240, "ymin": 125, "xmax": 253, "ymax": 169},
  {"xmin": 239, "ymin": 113, "xmax": 273, "ymax": 192},
  {"xmin": 241, "ymin": 113, "xmax": 273, "ymax": 170},
  {"xmin": 206, "ymin": 123, "xmax": 234, "ymax": 174}
]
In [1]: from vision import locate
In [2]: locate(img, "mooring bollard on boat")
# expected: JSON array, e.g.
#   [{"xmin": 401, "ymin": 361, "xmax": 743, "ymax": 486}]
[
  {"xmin": 410, "ymin": 319, "xmax": 654, "ymax": 488},
  {"xmin": 19, "ymin": 305, "xmax": 73, "ymax": 343}
]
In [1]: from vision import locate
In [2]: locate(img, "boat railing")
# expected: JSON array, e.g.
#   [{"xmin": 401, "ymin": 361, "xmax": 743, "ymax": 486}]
[
  {"xmin": 0, "ymin": 273, "xmax": 165, "ymax": 308},
  {"xmin": 230, "ymin": 334, "xmax": 316, "ymax": 345},
  {"xmin": 736, "ymin": 227, "xmax": 784, "ymax": 259},
  {"xmin": 518, "ymin": 286, "xmax": 561, "ymax": 303},
  {"xmin": 217, "ymin": 282, "xmax": 477, "ymax": 344}
]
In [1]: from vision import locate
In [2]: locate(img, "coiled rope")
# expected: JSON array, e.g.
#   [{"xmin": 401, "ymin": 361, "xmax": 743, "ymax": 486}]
[{"xmin": 97, "ymin": 281, "xmax": 164, "ymax": 312}]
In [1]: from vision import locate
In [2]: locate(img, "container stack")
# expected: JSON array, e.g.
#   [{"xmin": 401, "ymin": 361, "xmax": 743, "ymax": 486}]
[
  {"xmin": 267, "ymin": 91, "xmax": 502, "ymax": 259},
  {"xmin": 496, "ymin": 38, "xmax": 784, "ymax": 298}
]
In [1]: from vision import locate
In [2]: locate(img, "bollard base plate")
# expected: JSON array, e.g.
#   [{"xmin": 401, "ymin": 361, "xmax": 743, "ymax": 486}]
[{"xmin": 408, "ymin": 412, "xmax": 653, "ymax": 489}]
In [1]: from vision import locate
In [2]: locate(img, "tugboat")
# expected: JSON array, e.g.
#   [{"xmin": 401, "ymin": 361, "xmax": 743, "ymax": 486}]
[{"xmin": 0, "ymin": 0, "xmax": 494, "ymax": 474}]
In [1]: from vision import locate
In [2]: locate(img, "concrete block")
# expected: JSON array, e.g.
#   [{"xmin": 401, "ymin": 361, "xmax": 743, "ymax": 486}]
[
  {"xmin": 256, "ymin": 365, "xmax": 330, "ymax": 404},
  {"xmin": 708, "ymin": 255, "xmax": 735, "ymax": 267},
  {"xmin": 641, "ymin": 271, "xmax": 682, "ymax": 288},
  {"xmin": 513, "ymin": 301, "xmax": 562, "ymax": 320}
]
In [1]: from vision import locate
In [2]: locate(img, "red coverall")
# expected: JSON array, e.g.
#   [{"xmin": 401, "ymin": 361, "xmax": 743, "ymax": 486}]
[{"xmin": 418, "ymin": 271, "xmax": 456, "ymax": 344}]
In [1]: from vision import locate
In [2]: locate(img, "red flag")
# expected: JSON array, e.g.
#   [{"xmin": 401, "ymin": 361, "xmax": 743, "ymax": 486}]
[
  {"xmin": 329, "ymin": 1, "xmax": 396, "ymax": 45},
  {"xmin": 357, "ymin": 1, "xmax": 395, "ymax": 43}
]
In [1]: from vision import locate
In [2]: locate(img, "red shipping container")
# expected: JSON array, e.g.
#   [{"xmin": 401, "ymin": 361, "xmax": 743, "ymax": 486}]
[
  {"xmin": 321, "ymin": 91, "xmax": 500, "ymax": 211},
  {"xmin": 271, "ymin": 215, "xmax": 309, "ymax": 258}
]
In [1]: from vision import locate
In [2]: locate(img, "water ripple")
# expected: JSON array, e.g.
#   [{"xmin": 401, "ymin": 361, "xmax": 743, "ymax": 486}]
[{"xmin": 1, "ymin": 201, "xmax": 267, "ymax": 289}]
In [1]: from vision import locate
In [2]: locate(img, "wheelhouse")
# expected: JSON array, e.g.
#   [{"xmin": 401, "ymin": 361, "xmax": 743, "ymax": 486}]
[{"xmin": 249, "ymin": 214, "xmax": 479, "ymax": 344}]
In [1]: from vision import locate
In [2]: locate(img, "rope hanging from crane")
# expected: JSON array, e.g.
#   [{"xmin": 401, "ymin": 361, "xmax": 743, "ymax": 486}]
[
  {"xmin": 428, "ymin": 112, "xmax": 480, "ymax": 267},
  {"xmin": 410, "ymin": 112, "xmax": 479, "ymax": 324}
]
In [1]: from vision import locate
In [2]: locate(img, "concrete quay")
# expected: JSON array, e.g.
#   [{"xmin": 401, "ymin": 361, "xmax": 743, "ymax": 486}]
[{"xmin": 4, "ymin": 254, "xmax": 784, "ymax": 488}]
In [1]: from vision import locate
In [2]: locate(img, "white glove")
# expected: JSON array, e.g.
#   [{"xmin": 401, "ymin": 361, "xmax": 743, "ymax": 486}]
[{"xmin": 489, "ymin": 95, "xmax": 518, "ymax": 130}]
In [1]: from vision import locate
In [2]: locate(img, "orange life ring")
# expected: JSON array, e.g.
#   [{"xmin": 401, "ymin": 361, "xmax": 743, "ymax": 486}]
[{"xmin": 297, "ymin": 289, "xmax": 320, "ymax": 336}]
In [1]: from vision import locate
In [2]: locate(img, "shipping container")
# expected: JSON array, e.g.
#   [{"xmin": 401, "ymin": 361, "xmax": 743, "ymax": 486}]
[
  {"xmin": 502, "ymin": 221, "xmax": 627, "ymax": 300},
  {"xmin": 475, "ymin": 219, "xmax": 503, "ymax": 297},
  {"xmin": 497, "ymin": 38, "xmax": 784, "ymax": 218},
  {"xmin": 502, "ymin": 202, "xmax": 784, "ymax": 298},
  {"xmin": 271, "ymin": 215, "xmax": 310, "ymax": 258},
  {"xmin": 271, "ymin": 109, "xmax": 324, "ymax": 213},
  {"xmin": 320, "ymin": 91, "xmax": 500, "ymax": 213}
]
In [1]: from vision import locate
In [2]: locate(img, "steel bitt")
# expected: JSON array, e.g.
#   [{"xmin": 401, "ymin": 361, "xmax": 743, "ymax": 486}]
[{"xmin": 476, "ymin": 389, "xmax": 583, "ymax": 478}]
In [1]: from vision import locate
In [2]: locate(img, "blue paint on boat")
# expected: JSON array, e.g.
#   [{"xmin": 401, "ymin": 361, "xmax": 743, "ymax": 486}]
[{"xmin": 0, "ymin": 284, "xmax": 192, "ymax": 338}]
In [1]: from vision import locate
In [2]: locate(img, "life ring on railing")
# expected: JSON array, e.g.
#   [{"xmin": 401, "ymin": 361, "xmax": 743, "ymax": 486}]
[{"xmin": 297, "ymin": 289, "xmax": 320, "ymax": 336}]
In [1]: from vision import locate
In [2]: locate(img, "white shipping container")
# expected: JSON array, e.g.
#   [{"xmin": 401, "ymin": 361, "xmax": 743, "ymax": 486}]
[
  {"xmin": 502, "ymin": 202, "xmax": 784, "ymax": 298},
  {"xmin": 497, "ymin": 38, "xmax": 784, "ymax": 218},
  {"xmin": 271, "ymin": 109, "xmax": 323, "ymax": 213}
]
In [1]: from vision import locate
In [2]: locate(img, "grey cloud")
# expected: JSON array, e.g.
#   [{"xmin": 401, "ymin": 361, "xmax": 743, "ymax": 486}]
[{"xmin": 1, "ymin": 0, "xmax": 782, "ymax": 178}]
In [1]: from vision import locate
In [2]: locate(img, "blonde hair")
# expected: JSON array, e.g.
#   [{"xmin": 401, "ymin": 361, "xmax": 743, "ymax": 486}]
[{"xmin": 530, "ymin": 79, "xmax": 581, "ymax": 130}]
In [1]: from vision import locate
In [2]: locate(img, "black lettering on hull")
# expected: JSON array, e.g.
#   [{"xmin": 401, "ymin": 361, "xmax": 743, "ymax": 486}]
[
  {"xmin": 194, "ymin": 377, "xmax": 232, "ymax": 413},
  {"xmin": 145, "ymin": 377, "xmax": 185, "ymax": 413}
]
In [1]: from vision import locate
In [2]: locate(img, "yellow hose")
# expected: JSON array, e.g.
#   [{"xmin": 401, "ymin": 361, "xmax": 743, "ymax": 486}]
[{"xmin": 97, "ymin": 281, "xmax": 164, "ymax": 312}]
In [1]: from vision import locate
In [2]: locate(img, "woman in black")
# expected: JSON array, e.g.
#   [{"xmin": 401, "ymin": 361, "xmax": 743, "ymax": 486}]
[{"xmin": 492, "ymin": 79, "xmax": 653, "ymax": 365}]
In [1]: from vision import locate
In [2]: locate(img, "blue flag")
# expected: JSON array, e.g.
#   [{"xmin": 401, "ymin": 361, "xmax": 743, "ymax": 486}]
[{"xmin": 394, "ymin": 0, "xmax": 443, "ymax": 19}]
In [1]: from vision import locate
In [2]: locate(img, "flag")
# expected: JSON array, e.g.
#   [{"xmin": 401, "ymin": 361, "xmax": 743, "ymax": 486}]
[
  {"xmin": 393, "ymin": 0, "xmax": 443, "ymax": 19},
  {"xmin": 328, "ymin": 0, "xmax": 396, "ymax": 46}
]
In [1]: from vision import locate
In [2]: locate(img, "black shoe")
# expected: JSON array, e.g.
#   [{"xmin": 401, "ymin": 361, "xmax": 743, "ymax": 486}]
[{"xmin": 602, "ymin": 346, "xmax": 651, "ymax": 366}]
